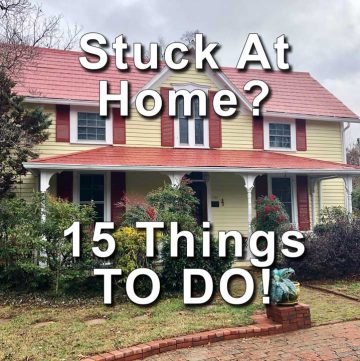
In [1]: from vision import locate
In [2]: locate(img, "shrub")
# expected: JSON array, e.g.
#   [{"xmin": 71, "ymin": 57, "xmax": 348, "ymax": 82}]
[
  {"xmin": 0, "ymin": 193, "xmax": 98, "ymax": 293},
  {"xmin": 0, "ymin": 196, "xmax": 47, "ymax": 291},
  {"xmin": 352, "ymin": 187, "xmax": 360, "ymax": 214},
  {"xmin": 121, "ymin": 196, "xmax": 157, "ymax": 227},
  {"xmin": 40, "ymin": 194, "xmax": 98, "ymax": 294},
  {"xmin": 160, "ymin": 235, "xmax": 234, "ymax": 293},
  {"xmin": 252, "ymin": 195, "xmax": 292, "ymax": 236},
  {"xmin": 113, "ymin": 227, "xmax": 150, "ymax": 281},
  {"xmin": 284, "ymin": 207, "xmax": 360, "ymax": 281},
  {"xmin": 120, "ymin": 181, "xmax": 234, "ymax": 294},
  {"xmin": 148, "ymin": 181, "xmax": 233, "ymax": 293}
]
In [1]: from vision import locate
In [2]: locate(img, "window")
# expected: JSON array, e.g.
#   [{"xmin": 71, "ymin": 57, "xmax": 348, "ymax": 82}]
[
  {"xmin": 271, "ymin": 177, "xmax": 293, "ymax": 222},
  {"xmin": 70, "ymin": 106, "xmax": 112, "ymax": 144},
  {"xmin": 79, "ymin": 174, "xmax": 105, "ymax": 222},
  {"xmin": 264, "ymin": 119, "xmax": 296, "ymax": 151},
  {"xmin": 175, "ymin": 97, "xmax": 209, "ymax": 148},
  {"xmin": 78, "ymin": 112, "xmax": 106, "ymax": 141},
  {"xmin": 269, "ymin": 123, "xmax": 291, "ymax": 148}
]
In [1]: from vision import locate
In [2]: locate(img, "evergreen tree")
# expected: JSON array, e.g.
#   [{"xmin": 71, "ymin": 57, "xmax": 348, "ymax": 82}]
[{"xmin": 0, "ymin": 70, "xmax": 51, "ymax": 197}]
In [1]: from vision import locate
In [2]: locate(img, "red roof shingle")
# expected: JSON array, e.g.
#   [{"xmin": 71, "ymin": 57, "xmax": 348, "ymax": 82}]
[
  {"xmin": 14, "ymin": 47, "xmax": 358, "ymax": 120},
  {"xmin": 27, "ymin": 146, "xmax": 360, "ymax": 174}
]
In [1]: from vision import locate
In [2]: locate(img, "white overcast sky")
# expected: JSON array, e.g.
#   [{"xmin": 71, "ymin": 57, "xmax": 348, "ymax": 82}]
[{"xmin": 43, "ymin": 0, "xmax": 360, "ymax": 145}]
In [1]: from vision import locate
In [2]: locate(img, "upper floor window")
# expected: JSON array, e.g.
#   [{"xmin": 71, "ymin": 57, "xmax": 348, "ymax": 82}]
[
  {"xmin": 175, "ymin": 97, "xmax": 209, "ymax": 148},
  {"xmin": 70, "ymin": 106, "xmax": 112, "ymax": 144},
  {"xmin": 78, "ymin": 112, "xmax": 106, "ymax": 141},
  {"xmin": 269, "ymin": 123, "xmax": 291, "ymax": 148},
  {"xmin": 264, "ymin": 119, "xmax": 295, "ymax": 151}
]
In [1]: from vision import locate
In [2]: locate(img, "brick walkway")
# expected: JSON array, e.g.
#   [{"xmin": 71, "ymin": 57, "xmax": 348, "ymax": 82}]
[{"xmin": 148, "ymin": 320, "xmax": 360, "ymax": 361}]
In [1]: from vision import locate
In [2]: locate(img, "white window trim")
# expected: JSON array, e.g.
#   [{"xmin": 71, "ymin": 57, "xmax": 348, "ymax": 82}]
[
  {"xmin": 173, "ymin": 83, "xmax": 209, "ymax": 149},
  {"xmin": 70, "ymin": 106, "xmax": 113, "ymax": 145},
  {"xmin": 264, "ymin": 118, "xmax": 296, "ymax": 151},
  {"xmin": 267, "ymin": 174, "xmax": 298, "ymax": 228},
  {"xmin": 73, "ymin": 171, "xmax": 111, "ymax": 222}
]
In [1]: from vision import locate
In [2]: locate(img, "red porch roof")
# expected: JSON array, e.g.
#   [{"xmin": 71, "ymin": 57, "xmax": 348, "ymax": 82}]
[
  {"xmin": 25, "ymin": 146, "xmax": 360, "ymax": 175},
  {"xmin": 14, "ymin": 47, "xmax": 358, "ymax": 120}
]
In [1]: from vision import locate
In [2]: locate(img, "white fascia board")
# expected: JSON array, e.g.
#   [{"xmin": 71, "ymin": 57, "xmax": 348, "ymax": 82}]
[
  {"xmin": 263, "ymin": 111, "xmax": 360, "ymax": 123},
  {"xmin": 24, "ymin": 97, "xmax": 99, "ymax": 107},
  {"xmin": 23, "ymin": 162, "xmax": 360, "ymax": 176},
  {"xmin": 24, "ymin": 97, "xmax": 121, "ymax": 109}
]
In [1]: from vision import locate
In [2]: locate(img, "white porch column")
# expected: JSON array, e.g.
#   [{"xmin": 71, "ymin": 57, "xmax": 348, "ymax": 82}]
[
  {"xmin": 40, "ymin": 170, "xmax": 56, "ymax": 193},
  {"xmin": 242, "ymin": 174, "xmax": 258, "ymax": 237},
  {"xmin": 39, "ymin": 170, "xmax": 57, "ymax": 267},
  {"xmin": 39, "ymin": 170, "xmax": 57, "ymax": 220},
  {"xmin": 344, "ymin": 176, "xmax": 353, "ymax": 214},
  {"xmin": 165, "ymin": 172, "xmax": 187, "ymax": 188}
]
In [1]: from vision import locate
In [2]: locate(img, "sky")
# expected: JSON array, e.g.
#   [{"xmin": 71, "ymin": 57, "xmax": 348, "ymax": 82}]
[{"xmin": 43, "ymin": 0, "xmax": 360, "ymax": 145}]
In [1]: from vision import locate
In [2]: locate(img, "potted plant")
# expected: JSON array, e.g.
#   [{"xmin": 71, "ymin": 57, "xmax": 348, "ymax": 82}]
[{"xmin": 268, "ymin": 268, "xmax": 300, "ymax": 305}]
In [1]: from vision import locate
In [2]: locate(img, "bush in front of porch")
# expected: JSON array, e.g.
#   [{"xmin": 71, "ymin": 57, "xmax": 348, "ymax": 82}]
[
  {"xmin": 0, "ymin": 194, "xmax": 101, "ymax": 294},
  {"xmin": 120, "ymin": 180, "xmax": 235, "ymax": 293},
  {"xmin": 283, "ymin": 206, "xmax": 360, "ymax": 281}
]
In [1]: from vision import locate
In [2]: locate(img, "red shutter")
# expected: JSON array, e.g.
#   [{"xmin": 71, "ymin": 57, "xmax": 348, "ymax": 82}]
[
  {"xmin": 112, "ymin": 108, "xmax": 126, "ymax": 144},
  {"xmin": 111, "ymin": 172, "xmax": 126, "ymax": 224},
  {"xmin": 57, "ymin": 171, "xmax": 73, "ymax": 201},
  {"xmin": 253, "ymin": 116, "xmax": 264, "ymax": 149},
  {"xmin": 160, "ymin": 87, "xmax": 174, "ymax": 147},
  {"xmin": 255, "ymin": 175, "xmax": 268, "ymax": 200},
  {"xmin": 208, "ymin": 90, "xmax": 222, "ymax": 148},
  {"xmin": 296, "ymin": 176, "xmax": 310, "ymax": 231},
  {"xmin": 296, "ymin": 119, "xmax": 307, "ymax": 151},
  {"xmin": 56, "ymin": 105, "xmax": 70, "ymax": 142}
]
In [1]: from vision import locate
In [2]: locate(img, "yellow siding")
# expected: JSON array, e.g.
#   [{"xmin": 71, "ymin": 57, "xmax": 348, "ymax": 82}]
[
  {"xmin": 210, "ymin": 173, "xmax": 254, "ymax": 236},
  {"xmin": 221, "ymin": 114, "xmax": 254, "ymax": 150},
  {"xmin": 125, "ymin": 172, "xmax": 169, "ymax": 202}
]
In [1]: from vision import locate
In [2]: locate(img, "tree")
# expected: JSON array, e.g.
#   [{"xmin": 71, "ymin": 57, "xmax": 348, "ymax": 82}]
[
  {"xmin": 180, "ymin": 29, "xmax": 201, "ymax": 45},
  {"xmin": 0, "ymin": 0, "xmax": 81, "ymax": 76},
  {"xmin": 347, "ymin": 141, "xmax": 360, "ymax": 189},
  {"xmin": 0, "ymin": 70, "xmax": 51, "ymax": 197}
]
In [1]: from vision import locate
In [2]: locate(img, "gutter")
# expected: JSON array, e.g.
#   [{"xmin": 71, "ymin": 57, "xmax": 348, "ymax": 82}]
[
  {"xmin": 342, "ymin": 122, "xmax": 351, "ymax": 163},
  {"xmin": 23, "ymin": 162, "xmax": 360, "ymax": 176}
]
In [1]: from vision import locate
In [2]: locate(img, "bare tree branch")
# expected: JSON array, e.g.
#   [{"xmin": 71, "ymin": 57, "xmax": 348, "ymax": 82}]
[{"xmin": 0, "ymin": 0, "xmax": 82, "ymax": 77}]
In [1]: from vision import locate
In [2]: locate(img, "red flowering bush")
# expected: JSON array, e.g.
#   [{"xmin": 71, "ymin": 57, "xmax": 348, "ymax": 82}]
[{"xmin": 252, "ymin": 195, "xmax": 291, "ymax": 236}]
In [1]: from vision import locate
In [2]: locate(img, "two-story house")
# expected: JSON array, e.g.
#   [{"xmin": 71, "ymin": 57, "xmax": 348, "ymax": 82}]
[{"xmin": 14, "ymin": 47, "xmax": 360, "ymax": 237}]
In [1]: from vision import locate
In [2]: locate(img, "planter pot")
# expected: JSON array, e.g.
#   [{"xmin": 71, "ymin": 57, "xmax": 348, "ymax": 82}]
[{"xmin": 277, "ymin": 282, "xmax": 300, "ymax": 306}]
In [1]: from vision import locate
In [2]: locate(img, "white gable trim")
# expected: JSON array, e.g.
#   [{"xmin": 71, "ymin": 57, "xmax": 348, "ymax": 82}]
[{"xmin": 129, "ymin": 50, "xmax": 253, "ymax": 113}]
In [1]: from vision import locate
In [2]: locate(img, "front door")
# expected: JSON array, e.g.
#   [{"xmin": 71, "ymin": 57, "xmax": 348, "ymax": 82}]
[{"xmin": 188, "ymin": 172, "xmax": 208, "ymax": 224}]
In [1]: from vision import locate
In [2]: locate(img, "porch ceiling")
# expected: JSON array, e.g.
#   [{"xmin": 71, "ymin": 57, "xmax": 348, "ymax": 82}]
[{"xmin": 24, "ymin": 146, "xmax": 360, "ymax": 176}]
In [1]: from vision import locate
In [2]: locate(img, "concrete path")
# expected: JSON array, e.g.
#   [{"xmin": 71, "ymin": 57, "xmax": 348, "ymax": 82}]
[{"xmin": 148, "ymin": 320, "xmax": 360, "ymax": 361}]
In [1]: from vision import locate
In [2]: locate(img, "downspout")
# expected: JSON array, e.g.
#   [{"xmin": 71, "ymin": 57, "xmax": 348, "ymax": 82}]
[{"xmin": 342, "ymin": 122, "xmax": 350, "ymax": 163}]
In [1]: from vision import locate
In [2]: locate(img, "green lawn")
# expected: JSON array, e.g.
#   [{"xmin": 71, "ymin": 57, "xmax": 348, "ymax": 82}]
[
  {"xmin": 308, "ymin": 278, "xmax": 360, "ymax": 300},
  {"xmin": 0, "ymin": 279, "xmax": 359, "ymax": 361},
  {"xmin": 0, "ymin": 277, "xmax": 262, "ymax": 361}
]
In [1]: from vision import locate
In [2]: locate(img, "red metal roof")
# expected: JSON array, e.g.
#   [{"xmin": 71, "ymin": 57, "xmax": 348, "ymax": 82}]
[
  {"xmin": 14, "ymin": 47, "xmax": 358, "ymax": 120},
  {"xmin": 26, "ymin": 146, "xmax": 360, "ymax": 173}
]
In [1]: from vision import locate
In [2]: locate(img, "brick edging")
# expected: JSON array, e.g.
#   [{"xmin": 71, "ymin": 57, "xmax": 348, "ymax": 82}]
[{"xmin": 82, "ymin": 303, "xmax": 311, "ymax": 361}]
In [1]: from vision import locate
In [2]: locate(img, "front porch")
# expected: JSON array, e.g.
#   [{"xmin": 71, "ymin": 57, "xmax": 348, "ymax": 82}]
[
  {"xmin": 25, "ymin": 146, "xmax": 359, "ymax": 237},
  {"xmin": 34, "ymin": 168, "xmax": 352, "ymax": 237}
]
